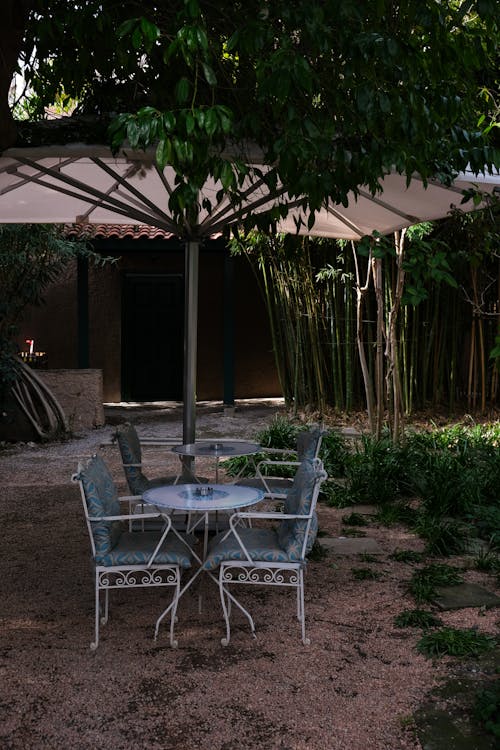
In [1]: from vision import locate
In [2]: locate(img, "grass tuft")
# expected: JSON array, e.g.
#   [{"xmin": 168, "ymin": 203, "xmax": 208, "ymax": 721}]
[
  {"xmin": 417, "ymin": 627, "xmax": 496, "ymax": 658},
  {"xmin": 390, "ymin": 549, "xmax": 425, "ymax": 564},
  {"xmin": 394, "ymin": 609, "xmax": 442, "ymax": 629},
  {"xmin": 352, "ymin": 567, "xmax": 381, "ymax": 580}
]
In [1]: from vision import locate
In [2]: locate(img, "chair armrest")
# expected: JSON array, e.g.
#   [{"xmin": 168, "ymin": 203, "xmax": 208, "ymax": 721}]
[
  {"xmin": 255, "ymin": 459, "xmax": 299, "ymax": 496},
  {"xmin": 256, "ymin": 459, "xmax": 300, "ymax": 473},
  {"xmin": 89, "ymin": 512, "xmax": 165, "ymax": 523},
  {"xmin": 229, "ymin": 510, "xmax": 312, "ymax": 528},
  {"xmin": 232, "ymin": 511, "xmax": 312, "ymax": 520},
  {"xmin": 259, "ymin": 447, "xmax": 297, "ymax": 456}
]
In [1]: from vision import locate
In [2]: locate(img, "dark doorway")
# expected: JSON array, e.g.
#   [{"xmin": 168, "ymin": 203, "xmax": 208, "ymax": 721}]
[{"xmin": 122, "ymin": 274, "xmax": 184, "ymax": 400}]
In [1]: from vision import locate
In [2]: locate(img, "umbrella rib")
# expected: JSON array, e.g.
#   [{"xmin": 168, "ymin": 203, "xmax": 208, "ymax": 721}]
[
  {"xmin": 206, "ymin": 185, "xmax": 290, "ymax": 235},
  {"xmin": 153, "ymin": 164, "xmax": 192, "ymax": 236},
  {"xmin": 197, "ymin": 172, "xmax": 280, "ymax": 231},
  {"xmin": 323, "ymin": 204, "xmax": 366, "ymax": 238},
  {"xmin": 12, "ymin": 157, "xmax": 178, "ymax": 230},
  {"xmin": 0, "ymin": 156, "xmax": 78, "ymax": 195},
  {"xmin": 417, "ymin": 174, "xmax": 469, "ymax": 197},
  {"xmin": 356, "ymin": 188, "xmax": 421, "ymax": 223},
  {"xmin": 91, "ymin": 157, "xmax": 175, "ymax": 224},
  {"xmin": 9, "ymin": 167, "xmax": 176, "ymax": 230}
]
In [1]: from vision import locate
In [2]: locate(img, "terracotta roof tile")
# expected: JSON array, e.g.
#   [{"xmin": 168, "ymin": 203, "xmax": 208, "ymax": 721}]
[{"xmin": 64, "ymin": 223, "xmax": 174, "ymax": 240}]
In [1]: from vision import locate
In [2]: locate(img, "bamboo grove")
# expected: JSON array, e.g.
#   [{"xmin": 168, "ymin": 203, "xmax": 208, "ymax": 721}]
[{"xmin": 230, "ymin": 199, "xmax": 500, "ymax": 437}]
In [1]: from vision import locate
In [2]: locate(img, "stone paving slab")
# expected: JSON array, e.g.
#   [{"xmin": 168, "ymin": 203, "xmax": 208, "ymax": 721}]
[
  {"xmin": 340, "ymin": 504, "xmax": 378, "ymax": 516},
  {"xmin": 320, "ymin": 536, "xmax": 382, "ymax": 555},
  {"xmin": 433, "ymin": 582, "xmax": 500, "ymax": 611}
]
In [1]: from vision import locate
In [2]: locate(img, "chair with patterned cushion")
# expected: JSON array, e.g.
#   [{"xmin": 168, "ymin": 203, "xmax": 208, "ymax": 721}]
[
  {"xmin": 113, "ymin": 422, "xmax": 181, "ymax": 495},
  {"xmin": 235, "ymin": 425, "xmax": 325, "ymax": 500},
  {"xmin": 204, "ymin": 457, "xmax": 327, "ymax": 646},
  {"xmin": 113, "ymin": 421, "xmax": 191, "ymax": 529},
  {"xmin": 73, "ymin": 454, "xmax": 194, "ymax": 649}
]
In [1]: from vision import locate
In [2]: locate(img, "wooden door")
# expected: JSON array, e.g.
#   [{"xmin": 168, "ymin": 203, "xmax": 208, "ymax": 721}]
[{"xmin": 122, "ymin": 274, "xmax": 184, "ymax": 401}]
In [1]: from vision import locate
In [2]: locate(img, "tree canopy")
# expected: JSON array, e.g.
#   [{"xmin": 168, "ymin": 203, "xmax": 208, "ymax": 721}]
[{"xmin": 3, "ymin": 1, "xmax": 500, "ymax": 223}]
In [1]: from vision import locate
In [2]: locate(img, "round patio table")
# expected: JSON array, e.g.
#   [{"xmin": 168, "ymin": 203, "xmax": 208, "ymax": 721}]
[
  {"xmin": 144, "ymin": 482, "xmax": 265, "ymax": 643},
  {"xmin": 171, "ymin": 440, "xmax": 261, "ymax": 482}
]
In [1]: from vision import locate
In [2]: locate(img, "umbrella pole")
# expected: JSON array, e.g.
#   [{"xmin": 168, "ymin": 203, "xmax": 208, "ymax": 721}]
[{"xmin": 182, "ymin": 239, "xmax": 199, "ymax": 477}]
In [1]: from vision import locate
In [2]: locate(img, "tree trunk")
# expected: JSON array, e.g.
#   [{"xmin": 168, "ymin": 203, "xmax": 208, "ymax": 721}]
[
  {"xmin": 0, "ymin": 2, "xmax": 33, "ymax": 150},
  {"xmin": 352, "ymin": 242, "xmax": 375, "ymax": 432},
  {"xmin": 385, "ymin": 230, "xmax": 406, "ymax": 442},
  {"xmin": 372, "ymin": 255, "xmax": 385, "ymax": 440}
]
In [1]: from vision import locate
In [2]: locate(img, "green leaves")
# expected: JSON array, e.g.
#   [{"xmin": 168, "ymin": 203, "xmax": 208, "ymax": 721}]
[
  {"xmin": 117, "ymin": 17, "xmax": 160, "ymax": 53},
  {"xmin": 20, "ymin": 0, "xmax": 500, "ymax": 229}
]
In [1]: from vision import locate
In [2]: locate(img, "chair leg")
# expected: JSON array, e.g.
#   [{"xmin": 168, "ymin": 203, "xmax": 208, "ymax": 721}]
[
  {"xmin": 218, "ymin": 566, "xmax": 256, "ymax": 646},
  {"xmin": 91, "ymin": 573, "xmax": 100, "ymax": 651},
  {"xmin": 298, "ymin": 568, "xmax": 309, "ymax": 645},
  {"xmin": 219, "ymin": 569, "xmax": 232, "ymax": 647},
  {"xmin": 102, "ymin": 588, "xmax": 109, "ymax": 624},
  {"xmin": 168, "ymin": 570, "xmax": 180, "ymax": 648}
]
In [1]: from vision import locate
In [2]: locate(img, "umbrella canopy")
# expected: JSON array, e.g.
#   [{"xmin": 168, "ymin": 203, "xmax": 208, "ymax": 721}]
[
  {"xmin": 0, "ymin": 144, "xmax": 497, "ymax": 238},
  {"xmin": 0, "ymin": 143, "xmax": 498, "ymax": 443}
]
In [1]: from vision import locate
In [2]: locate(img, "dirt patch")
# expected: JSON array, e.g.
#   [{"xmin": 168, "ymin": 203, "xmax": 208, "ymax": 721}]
[{"xmin": 1, "ymin": 400, "xmax": 498, "ymax": 750}]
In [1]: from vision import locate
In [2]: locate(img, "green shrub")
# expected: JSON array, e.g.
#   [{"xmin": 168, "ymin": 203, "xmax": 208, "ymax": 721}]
[
  {"xmin": 417, "ymin": 627, "xmax": 496, "ymax": 658},
  {"xmin": 319, "ymin": 429, "xmax": 349, "ymax": 478},
  {"xmin": 394, "ymin": 609, "xmax": 442, "ymax": 629},
  {"xmin": 412, "ymin": 514, "xmax": 467, "ymax": 556},
  {"xmin": 408, "ymin": 563, "xmax": 464, "ymax": 603},
  {"xmin": 338, "ymin": 434, "xmax": 408, "ymax": 506},
  {"xmin": 390, "ymin": 549, "xmax": 425, "ymax": 564},
  {"xmin": 474, "ymin": 549, "xmax": 500, "ymax": 574},
  {"xmin": 255, "ymin": 415, "xmax": 300, "ymax": 449},
  {"xmin": 469, "ymin": 504, "xmax": 500, "ymax": 548},
  {"xmin": 223, "ymin": 414, "xmax": 300, "ymax": 477},
  {"xmin": 376, "ymin": 503, "xmax": 418, "ymax": 527},
  {"xmin": 352, "ymin": 567, "xmax": 381, "ymax": 580},
  {"xmin": 474, "ymin": 682, "xmax": 500, "ymax": 740}
]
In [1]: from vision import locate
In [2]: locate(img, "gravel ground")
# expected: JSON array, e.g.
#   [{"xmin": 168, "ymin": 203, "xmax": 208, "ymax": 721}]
[{"xmin": 0, "ymin": 400, "xmax": 498, "ymax": 750}]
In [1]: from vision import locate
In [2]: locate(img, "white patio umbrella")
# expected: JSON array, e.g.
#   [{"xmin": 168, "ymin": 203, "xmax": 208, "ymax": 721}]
[{"xmin": 0, "ymin": 142, "xmax": 497, "ymax": 444}]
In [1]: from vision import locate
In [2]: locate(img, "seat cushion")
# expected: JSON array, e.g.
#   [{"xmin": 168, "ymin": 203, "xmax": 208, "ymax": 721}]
[
  {"xmin": 96, "ymin": 530, "xmax": 194, "ymax": 568},
  {"xmin": 277, "ymin": 459, "xmax": 319, "ymax": 560},
  {"xmin": 297, "ymin": 427, "xmax": 323, "ymax": 460},
  {"xmin": 203, "ymin": 527, "xmax": 290, "ymax": 571},
  {"xmin": 80, "ymin": 455, "xmax": 123, "ymax": 554}
]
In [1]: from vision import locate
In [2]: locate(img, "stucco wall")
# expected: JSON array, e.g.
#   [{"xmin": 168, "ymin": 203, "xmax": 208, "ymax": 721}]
[
  {"xmin": 38, "ymin": 369, "xmax": 105, "ymax": 431},
  {"xmin": 17, "ymin": 244, "xmax": 281, "ymax": 402}
]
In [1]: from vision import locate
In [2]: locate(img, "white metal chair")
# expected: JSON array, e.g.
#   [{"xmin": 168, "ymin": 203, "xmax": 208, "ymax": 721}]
[
  {"xmin": 236, "ymin": 426, "xmax": 325, "ymax": 500},
  {"xmin": 73, "ymin": 454, "xmax": 194, "ymax": 649},
  {"xmin": 113, "ymin": 422, "xmax": 180, "ymax": 494},
  {"xmin": 113, "ymin": 421, "xmax": 192, "ymax": 529},
  {"xmin": 204, "ymin": 457, "xmax": 327, "ymax": 645}
]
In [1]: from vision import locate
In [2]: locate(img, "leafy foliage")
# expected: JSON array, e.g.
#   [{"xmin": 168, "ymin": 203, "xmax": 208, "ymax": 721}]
[
  {"xmin": 14, "ymin": 1, "xmax": 499, "ymax": 228},
  {"xmin": 351, "ymin": 567, "xmax": 381, "ymax": 581},
  {"xmin": 328, "ymin": 434, "xmax": 409, "ymax": 507},
  {"xmin": 0, "ymin": 225, "xmax": 102, "ymax": 397},
  {"xmin": 394, "ymin": 609, "xmax": 442, "ymax": 629},
  {"xmin": 474, "ymin": 682, "xmax": 500, "ymax": 740},
  {"xmin": 408, "ymin": 563, "xmax": 464, "ymax": 603},
  {"xmin": 389, "ymin": 549, "xmax": 425, "ymax": 564},
  {"xmin": 417, "ymin": 627, "xmax": 496, "ymax": 658}
]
